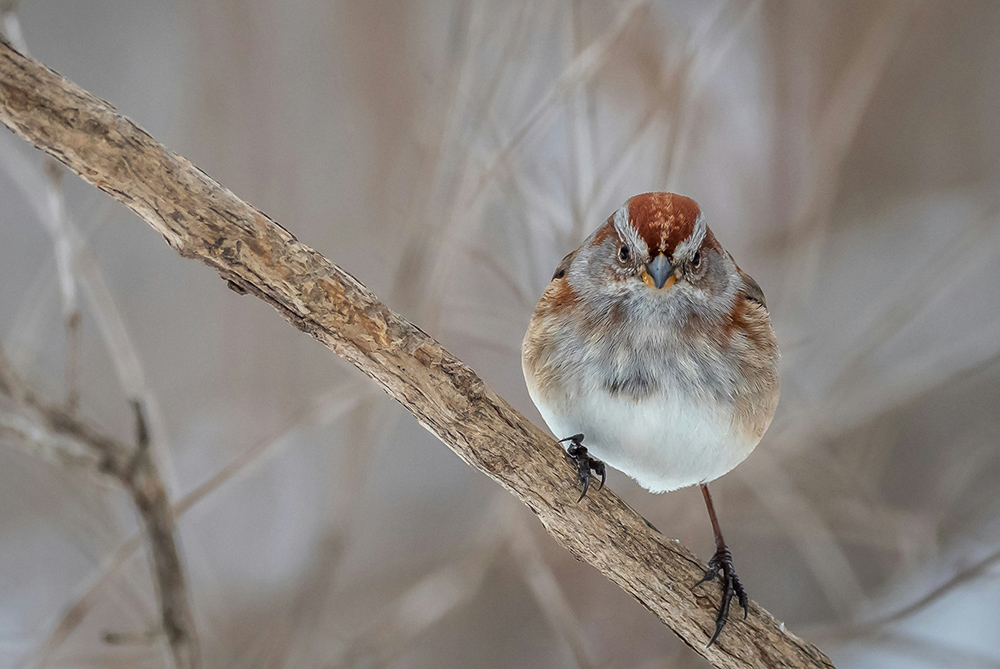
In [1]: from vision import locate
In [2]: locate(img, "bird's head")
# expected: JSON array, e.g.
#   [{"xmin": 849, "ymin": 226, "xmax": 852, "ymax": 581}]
[{"xmin": 559, "ymin": 192, "xmax": 741, "ymax": 323}]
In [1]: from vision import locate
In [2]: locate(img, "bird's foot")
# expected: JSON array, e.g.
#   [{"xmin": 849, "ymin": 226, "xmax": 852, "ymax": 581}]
[
  {"xmin": 558, "ymin": 434, "xmax": 606, "ymax": 502},
  {"xmin": 695, "ymin": 544, "xmax": 748, "ymax": 646}
]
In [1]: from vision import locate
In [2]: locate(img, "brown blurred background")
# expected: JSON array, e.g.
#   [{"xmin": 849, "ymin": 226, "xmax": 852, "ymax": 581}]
[{"xmin": 1, "ymin": 0, "xmax": 999, "ymax": 667}]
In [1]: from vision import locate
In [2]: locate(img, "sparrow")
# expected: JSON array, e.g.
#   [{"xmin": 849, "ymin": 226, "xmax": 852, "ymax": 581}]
[{"xmin": 521, "ymin": 192, "xmax": 779, "ymax": 644}]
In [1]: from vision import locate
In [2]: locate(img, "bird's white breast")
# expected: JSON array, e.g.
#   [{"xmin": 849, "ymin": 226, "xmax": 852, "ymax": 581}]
[{"xmin": 527, "ymin": 381, "xmax": 757, "ymax": 493}]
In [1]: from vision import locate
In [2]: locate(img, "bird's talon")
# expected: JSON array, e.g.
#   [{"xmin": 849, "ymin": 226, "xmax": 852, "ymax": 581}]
[
  {"xmin": 576, "ymin": 462, "xmax": 590, "ymax": 502},
  {"xmin": 708, "ymin": 618, "xmax": 727, "ymax": 647},
  {"xmin": 694, "ymin": 567, "xmax": 717, "ymax": 588},
  {"xmin": 697, "ymin": 545, "xmax": 748, "ymax": 646},
  {"xmin": 695, "ymin": 554, "xmax": 721, "ymax": 587},
  {"xmin": 560, "ymin": 435, "xmax": 606, "ymax": 501}
]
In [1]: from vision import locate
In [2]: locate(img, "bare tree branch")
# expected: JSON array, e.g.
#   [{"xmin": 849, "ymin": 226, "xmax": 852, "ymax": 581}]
[
  {"xmin": 28, "ymin": 381, "xmax": 369, "ymax": 664},
  {"xmin": 0, "ymin": 345, "xmax": 198, "ymax": 669},
  {"xmin": 0, "ymin": 36, "xmax": 834, "ymax": 668}
]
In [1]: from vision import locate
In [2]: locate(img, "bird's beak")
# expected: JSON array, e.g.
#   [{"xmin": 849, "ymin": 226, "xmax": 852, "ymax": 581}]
[{"xmin": 642, "ymin": 253, "xmax": 675, "ymax": 290}]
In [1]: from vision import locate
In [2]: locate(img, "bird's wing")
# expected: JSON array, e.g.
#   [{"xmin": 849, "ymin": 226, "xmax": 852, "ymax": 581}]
[
  {"xmin": 737, "ymin": 265, "xmax": 766, "ymax": 309},
  {"xmin": 551, "ymin": 249, "xmax": 578, "ymax": 281}
]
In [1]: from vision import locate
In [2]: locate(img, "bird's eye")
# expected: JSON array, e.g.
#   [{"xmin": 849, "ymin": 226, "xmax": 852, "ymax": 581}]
[
  {"xmin": 618, "ymin": 244, "xmax": 630, "ymax": 262},
  {"xmin": 692, "ymin": 250, "xmax": 702, "ymax": 268}
]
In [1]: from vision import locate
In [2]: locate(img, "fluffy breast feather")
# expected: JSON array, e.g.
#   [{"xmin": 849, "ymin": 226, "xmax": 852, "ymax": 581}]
[{"xmin": 522, "ymin": 272, "xmax": 779, "ymax": 491}]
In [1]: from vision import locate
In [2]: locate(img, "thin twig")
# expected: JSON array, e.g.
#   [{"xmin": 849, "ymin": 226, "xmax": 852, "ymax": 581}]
[
  {"xmin": 40, "ymin": 159, "xmax": 82, "ymax": 412},
  {"xmin": 740, "ymin": 452, "xmax": 867, "ymax": 617},
  {"xmin": 28, "ymin": 381, "xmax": 367, "ymax": 664},
  {"xmin": 0, "ymin": 338, "xmax": 25, "ymax": 403},
  {"xmin": 0, "ymin": 351, "xmax": 198, "ymax": 668},
  {"xmin": 840, "ymin": 629, "xmax": 1000, "ymax": 669},
  {"xmin": 331, "ymin": 517, "xmax": 506, "ymax": 669},
  {"xmin": 0, "ymin": 129, "xmax": 176, "ymax": 489},
  {"xmin": 469, "ymin": 0, "xmax": 648, "ymax": 204},
  {"xmin": 507, "ymin": 509, "xmax": 600, "ymax": 669},
  {"xmin": 777, "ymin": 2, "xmax": 921, "ymax": 318},
  {"xmin": 821, "ymin": 547, "xmax": 1000, "ymax": 641}
]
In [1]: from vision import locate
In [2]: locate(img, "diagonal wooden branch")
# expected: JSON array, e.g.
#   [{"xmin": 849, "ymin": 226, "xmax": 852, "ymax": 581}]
[{"xmin": 0, "ymin": 36, "xmax": 833, "ymax": 669}]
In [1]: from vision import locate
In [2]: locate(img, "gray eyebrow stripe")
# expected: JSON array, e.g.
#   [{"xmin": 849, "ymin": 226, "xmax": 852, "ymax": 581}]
[{"xmin": 611, "ymin": 203, "xmax": 646, "ymax": 253}]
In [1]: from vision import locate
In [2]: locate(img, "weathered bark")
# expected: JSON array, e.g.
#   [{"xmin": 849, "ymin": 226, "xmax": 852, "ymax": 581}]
[{"xmin": 0, "ymin": 36, "xmax": 834, "ymax": 668}]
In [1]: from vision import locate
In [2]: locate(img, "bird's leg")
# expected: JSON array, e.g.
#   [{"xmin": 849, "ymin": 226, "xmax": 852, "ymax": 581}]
[
  {"xmin": 695, "ymin": 483, "xmax": 748, "ymax": 646},
  {"xmin": 558, "ymin": 434, "xmax": 606, "ymax": 502}
]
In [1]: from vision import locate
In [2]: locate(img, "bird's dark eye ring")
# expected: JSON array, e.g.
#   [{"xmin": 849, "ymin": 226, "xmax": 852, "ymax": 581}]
[
  {"xmin": 692, "ymin": 250, "xmax": 702, "ymax": 268},
  {"xmin": 618, "ymin": 244, "xmax": 630, "ymax": 262}
]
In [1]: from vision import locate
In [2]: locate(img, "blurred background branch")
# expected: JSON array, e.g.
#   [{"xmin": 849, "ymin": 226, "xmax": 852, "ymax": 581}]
[{"xmin": 0, "ymin": 342, "xmax": 198, "ymax": 668}]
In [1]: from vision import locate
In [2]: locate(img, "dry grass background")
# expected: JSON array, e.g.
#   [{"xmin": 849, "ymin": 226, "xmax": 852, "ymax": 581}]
[{"xmin": 0, "ymin": 0, "xmax": 999, "ymax": 667}]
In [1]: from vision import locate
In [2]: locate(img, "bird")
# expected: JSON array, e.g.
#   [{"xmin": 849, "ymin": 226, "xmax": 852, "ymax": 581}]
[{"xmin": 521, "ymin": 192, "xmax": 779, "ymax": 644}]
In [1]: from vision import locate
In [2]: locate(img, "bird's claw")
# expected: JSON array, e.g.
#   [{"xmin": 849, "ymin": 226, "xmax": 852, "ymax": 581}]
[
  {"xmin": 695, "ymin": 545, "xmax": 748, "ymax": 646},
  {"xmin": 559, "ymin": 434, "xmax": 606, "ymax": 502}
]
